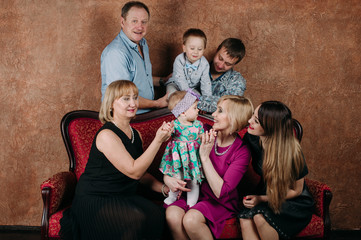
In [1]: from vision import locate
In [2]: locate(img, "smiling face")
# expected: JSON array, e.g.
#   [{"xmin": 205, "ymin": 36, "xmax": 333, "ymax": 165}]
[
  {"xmin": 247, "ymin": 105, "xmax": 265, "ymax": 137},
  {"xmin": 121, "ymin": 7, "xmax": 149, "ymax": 44},
  {"xmin": 183, "ymin": 36, "xmax": 205, "ymax": 63},
  {"xmin": 212, "ymin": 46, "xmax": 239, "ymax": 73},
  {"xmin": 212, "ymin": 100, "xmax": 232, "ymax": 132},
  {"xmin": 112, "ymin": 90, "xmax": 139, "ymax": 119}
]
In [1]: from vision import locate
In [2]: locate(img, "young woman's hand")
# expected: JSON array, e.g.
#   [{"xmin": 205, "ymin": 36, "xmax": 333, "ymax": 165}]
[
  {"xmin": 199, "ymin": 129, "xmax": 217, "ymax": 160},
  {"xmin": 243, "ymin": 195, "xmax": 262, "ymax": 208}
]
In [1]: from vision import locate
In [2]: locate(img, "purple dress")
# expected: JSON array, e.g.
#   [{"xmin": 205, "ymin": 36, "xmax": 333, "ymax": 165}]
[{"xmin": 166, "ymin": 135, "xmax": 251, "ymax": 238}]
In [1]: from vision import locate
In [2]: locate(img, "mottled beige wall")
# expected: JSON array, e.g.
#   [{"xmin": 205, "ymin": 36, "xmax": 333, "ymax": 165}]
[{"xmin": 0, "ymin": 0, "xmax": 360, "ymax": 229}]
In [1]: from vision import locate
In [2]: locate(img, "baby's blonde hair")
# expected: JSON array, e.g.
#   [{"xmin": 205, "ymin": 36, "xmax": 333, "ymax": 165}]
[{"xmin": 168, "ymin": 91, "xmax": 187, "ymax": 111}]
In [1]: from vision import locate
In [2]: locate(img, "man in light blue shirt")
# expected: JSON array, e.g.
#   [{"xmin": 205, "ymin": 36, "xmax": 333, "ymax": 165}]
[{"xmin": 101, "ymin": 1, "xmax": 167, "ymax": 114}]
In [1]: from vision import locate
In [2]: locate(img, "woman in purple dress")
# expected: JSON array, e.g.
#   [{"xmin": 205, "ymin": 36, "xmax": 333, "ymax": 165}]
[{"xmin": 164, "ymin": 95, "xmax": 253, "ymax": 239}]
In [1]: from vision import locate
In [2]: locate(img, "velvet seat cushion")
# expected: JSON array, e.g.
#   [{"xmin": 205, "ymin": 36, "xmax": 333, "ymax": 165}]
[{"xmin": 48, "ymin": 209, "xmax": 67, "ymax": 239}]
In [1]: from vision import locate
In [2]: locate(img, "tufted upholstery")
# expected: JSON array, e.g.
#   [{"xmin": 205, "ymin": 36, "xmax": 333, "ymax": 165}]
[{"xmin": 40, "ymin": 109, "xmax": 332, "ymax": 240}]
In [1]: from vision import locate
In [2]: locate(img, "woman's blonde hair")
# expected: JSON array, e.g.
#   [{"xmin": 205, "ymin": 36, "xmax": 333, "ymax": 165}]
[
  {"xmin": 99, "ymin": 80, "xmax": 138, "ymax": 123},
  {"xmin": 167, "ymin": 91, "xmax": 187, "ymax": 111},
  {"xmin": 217, "ymin": 95, "xmax": 253, "ymax": 133},
  {"xmin": 258, "ymin": 101, "xmax": 304, "ymax": 213}
]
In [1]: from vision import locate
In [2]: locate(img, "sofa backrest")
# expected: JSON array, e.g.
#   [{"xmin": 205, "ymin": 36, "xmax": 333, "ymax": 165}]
[
  {"xmin": 131, "ymin": 113, "xmax": 175, "ymax": 181},
  {"xmin": 61, "ymin": 109, "xmax": 214, "ymax": 182},
  {"xmin": 61, "ymin": 109, "xmax": 302, "ymax": 192},
  {"xmin": 62, "ymin": 111, "xmax": 103, "ymax": 180}
]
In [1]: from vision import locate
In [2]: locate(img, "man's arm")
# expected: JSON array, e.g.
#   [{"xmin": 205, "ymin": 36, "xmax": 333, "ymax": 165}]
[
  {"xmin": 198, "ymin": 95, "xmax": 220, "ymax": 114},
  {"xmin": 225, "ymin": 72, "xmax": 246, "ymax": 96},
  {"xmin": 153, "ymin": 76, "xmax": 162, "ymax": 87},
  {"xmin": 138, "ymin": 95, "xmax": 167, "ymax": 109},
  {"xmin": 173, "ymin": 55, "xmax": 190, "ymax": 91},
  {"xmin": 198, "ymin": 71, "xmax": 246, "ymax": 113},
  {"xmin": 200, "ymin": 60, "xmax": 212, "ymax": 96}
]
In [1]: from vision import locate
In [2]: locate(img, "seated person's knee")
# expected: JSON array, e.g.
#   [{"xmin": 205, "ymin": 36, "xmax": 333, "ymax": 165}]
[
  {"xmin": 166, "ymin": 207, "xmax": 184, "ymax": 226},
  {"xmin": 182, "ymin": 211, "xmax": 199, "ymax": 230},
  {"xmin": 239, "ymin": 218, "xmax": 252, "ymax": 229},
  {"xmin": 253, "ymin": 213, "xmax": 267, "ymax": 227}
]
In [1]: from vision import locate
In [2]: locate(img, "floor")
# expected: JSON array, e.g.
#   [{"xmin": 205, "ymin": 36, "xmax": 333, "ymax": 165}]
[{"xmin": 0, "ymin": 229, "xmax": 360, "ymax": 240}]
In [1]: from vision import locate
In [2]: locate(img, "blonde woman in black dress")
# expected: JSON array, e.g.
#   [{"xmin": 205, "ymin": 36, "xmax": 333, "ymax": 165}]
[{"xmin": 60, "ymin": 80, "xmax": 173, "ymax": 240}]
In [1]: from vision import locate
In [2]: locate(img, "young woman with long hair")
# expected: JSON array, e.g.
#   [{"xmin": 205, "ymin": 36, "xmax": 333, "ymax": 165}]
[{"xmin": 239, "ymin": 101, "xmax": 314, "ymax": 240}]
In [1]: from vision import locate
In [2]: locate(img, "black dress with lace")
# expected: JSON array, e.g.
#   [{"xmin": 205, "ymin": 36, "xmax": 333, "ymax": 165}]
[
  {"xmin": 238, "ymin": 133, "xmax": 314, "ymax": 239},
  {"xmin": 60, "ymin": 122, "xmax": 164, "ymax": 240}
]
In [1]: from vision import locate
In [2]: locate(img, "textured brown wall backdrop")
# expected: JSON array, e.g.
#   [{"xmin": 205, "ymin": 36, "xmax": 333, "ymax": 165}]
[{"xmin": 0, "ymin": 0, "xmax": 360, "ymax": 230}]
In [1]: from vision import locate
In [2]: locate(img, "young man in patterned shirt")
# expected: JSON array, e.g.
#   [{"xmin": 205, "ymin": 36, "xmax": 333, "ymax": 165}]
[{"xmin": 197, "ymin": 38, "xmax": 247, "ymax": 113}]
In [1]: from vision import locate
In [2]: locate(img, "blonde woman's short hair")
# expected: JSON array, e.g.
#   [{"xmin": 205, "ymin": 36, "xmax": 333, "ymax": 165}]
[
  {"xmin": 99, "ymin": 80, "xmax": 138, "ymax": 123},
  {"xmin": 217, "ymin": 95, "xmax": 254, "ymax": 133}
]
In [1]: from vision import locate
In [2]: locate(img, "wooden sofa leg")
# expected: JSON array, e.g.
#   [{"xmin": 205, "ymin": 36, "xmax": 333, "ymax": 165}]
[
  {"xmin": 41, "ymin": 187, "xmax": 50, "ymax": 240},
  {"xmin": 323, "ymin": 190, "xmax": 333, "ymax": 240}
]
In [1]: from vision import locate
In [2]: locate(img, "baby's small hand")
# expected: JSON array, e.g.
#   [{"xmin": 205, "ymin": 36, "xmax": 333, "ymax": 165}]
[{"xmin": 162, "ymin": 121, "xmax": 174, "ymax": 131}]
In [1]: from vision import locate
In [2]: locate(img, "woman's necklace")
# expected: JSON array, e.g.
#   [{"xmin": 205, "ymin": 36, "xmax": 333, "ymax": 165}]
[
  {"xmin": 214, "ymin": 137, "xmax": 236, "ymax": 156},
  {"xmin": 112, "ymin": 121, "xmax": 134, "ymax": 144}
]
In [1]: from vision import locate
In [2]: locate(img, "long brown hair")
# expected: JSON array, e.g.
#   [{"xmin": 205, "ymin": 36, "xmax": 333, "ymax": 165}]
[{"xmin": 258, "ymin": 101, "xmax": 304, "ymax": 213}]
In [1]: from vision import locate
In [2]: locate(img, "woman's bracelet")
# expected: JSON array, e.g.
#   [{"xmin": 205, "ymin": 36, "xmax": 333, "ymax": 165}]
[{"xmin": 161, "ymin": 184, "xmax": 168, "ymax": 197}]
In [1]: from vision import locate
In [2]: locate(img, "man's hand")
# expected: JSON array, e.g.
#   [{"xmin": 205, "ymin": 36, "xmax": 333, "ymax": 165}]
[{"xmin": 155, "ymin": 94, "xmax": 168, "ymax": 108}]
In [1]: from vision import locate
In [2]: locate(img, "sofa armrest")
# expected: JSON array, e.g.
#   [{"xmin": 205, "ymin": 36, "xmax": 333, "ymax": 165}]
[
  {"xmin": 40, "ymin": 171, "xmax": 77, "ymax": 216},
  {"xmin": 305, "ymin": 178, "xmax": 333, "ymax": 239},
  {"xmin": 40, "ymin": 171, "xmax": 76, "ymax": 240}
]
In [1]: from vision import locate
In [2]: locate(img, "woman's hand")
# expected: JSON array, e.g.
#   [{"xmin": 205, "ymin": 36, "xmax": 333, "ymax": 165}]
[
  {"xmin": 199, "ymin": 129, "xmax": 217, "ymax": 160},
  {"xmin": 162, "ymin": 183, "xmax": 170, "ymax": 196},
  {"xmin": 163, "ymin": 175, "xmax": 190, "ymax": 193},
  {"xmin": 243, "ymin": 195, "xmax": 262, "ymax": 209},
  {"xmin": 155, "ymin": 121, "xmax": 174, "ymax": 143}
]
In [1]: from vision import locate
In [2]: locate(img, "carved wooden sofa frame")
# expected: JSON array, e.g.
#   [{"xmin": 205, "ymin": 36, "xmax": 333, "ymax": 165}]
[{"xmin": 40, "ymin": 109, "xmax": 332, "ymax": 240}]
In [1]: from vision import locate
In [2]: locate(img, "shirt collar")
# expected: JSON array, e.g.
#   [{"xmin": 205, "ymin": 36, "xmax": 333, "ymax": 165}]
[
  {"xmin": 184, "ymin": 53, "xmax": 200, "ymax": 67},
  {"xmin": 209, "ymin": 61, "xmax": 232, "ymax": 80},
  {"xmin": 119, "ymin": 30, "xmax": 146, "ymax": 50}
]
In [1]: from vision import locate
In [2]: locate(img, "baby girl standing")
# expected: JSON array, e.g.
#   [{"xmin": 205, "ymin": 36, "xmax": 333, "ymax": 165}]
[{"xmin": 160, "ymin": 89, "xmax": 204, "ymax": 207}]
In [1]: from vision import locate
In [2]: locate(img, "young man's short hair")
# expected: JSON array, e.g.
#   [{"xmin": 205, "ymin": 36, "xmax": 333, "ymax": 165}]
[{"xmin": 217, "ymin": 38, "xmax": 246, "ymax": 64}]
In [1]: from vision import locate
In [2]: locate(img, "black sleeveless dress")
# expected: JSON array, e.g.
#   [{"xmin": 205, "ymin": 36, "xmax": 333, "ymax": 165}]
[
  {"xmin": 60, "ymin": 122, "xmax": 164, "ymax": 240},
  {"xmin": 239, "ymin": 133, "xmax": 314, "ymax": 239}
]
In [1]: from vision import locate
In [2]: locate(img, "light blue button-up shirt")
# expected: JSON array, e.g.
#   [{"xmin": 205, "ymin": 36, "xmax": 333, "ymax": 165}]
[{"xmin": 101, "ymin": 30, "xmax": 154, "ymax": 114}]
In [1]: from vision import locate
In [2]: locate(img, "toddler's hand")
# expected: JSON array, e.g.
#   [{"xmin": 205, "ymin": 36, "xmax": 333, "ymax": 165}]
[{"xmin": 156, "ymin": 121, "xmax": 174, "ymax": 143}]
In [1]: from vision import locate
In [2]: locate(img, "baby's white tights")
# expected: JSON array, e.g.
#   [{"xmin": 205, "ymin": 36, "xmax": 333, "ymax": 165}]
[
  {"xmin": 163, "ymin": 179, "xmax": 200, "ymax": 207},
  {"xmin": 164, "ymin": 189, "xmax": 179, "ymax": 205},
  {"xmin": 186, "ymin": 179, "xmax": 199, "ymax": 207}
]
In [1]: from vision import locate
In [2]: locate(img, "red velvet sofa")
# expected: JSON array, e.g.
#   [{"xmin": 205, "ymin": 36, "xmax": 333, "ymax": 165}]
[{"xmin": 40, "ymin": 109, "xmax": 332, "ymax": 240}]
